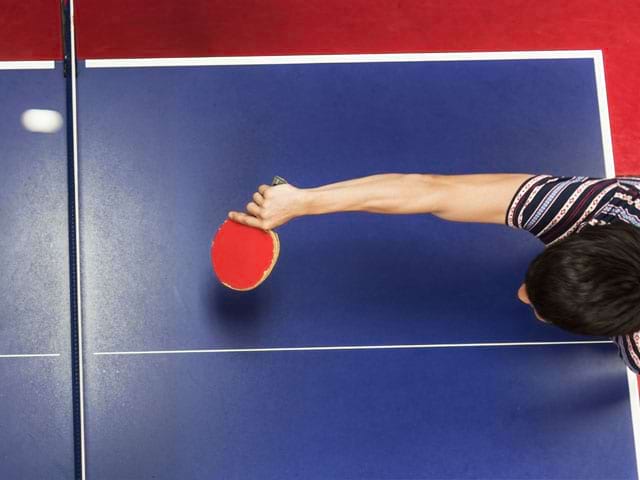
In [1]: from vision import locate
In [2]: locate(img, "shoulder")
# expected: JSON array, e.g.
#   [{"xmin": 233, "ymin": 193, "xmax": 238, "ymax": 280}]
[{"xmin": 506, "ymin": 175, "xmax": 619, "ymax": 244}]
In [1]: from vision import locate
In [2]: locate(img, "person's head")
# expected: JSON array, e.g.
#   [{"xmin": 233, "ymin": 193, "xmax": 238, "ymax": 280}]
[{"xmin": 518, "ymin": 222, "xmax": 640, "ymax": 336}]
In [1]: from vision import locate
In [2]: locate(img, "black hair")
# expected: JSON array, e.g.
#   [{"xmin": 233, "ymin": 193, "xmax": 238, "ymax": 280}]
[{"xmin": 525, "ymin": 222, "xmax": 640, "ymax": 336}]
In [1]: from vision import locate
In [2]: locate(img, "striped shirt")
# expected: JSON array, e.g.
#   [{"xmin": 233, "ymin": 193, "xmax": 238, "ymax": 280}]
[{"xmin": 506, "ymin": 175, "xmax": 640, "ymax": 373}]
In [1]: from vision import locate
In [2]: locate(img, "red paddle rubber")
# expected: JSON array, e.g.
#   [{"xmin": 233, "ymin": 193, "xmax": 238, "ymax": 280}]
[{"xmin": 211, "ymin": 220, "xmax": 280, "ymax": 291}]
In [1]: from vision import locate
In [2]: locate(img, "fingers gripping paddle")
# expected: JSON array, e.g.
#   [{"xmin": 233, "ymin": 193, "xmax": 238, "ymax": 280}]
[{"xmin": 211, "ymin": 176, "xmax": 287, "ymax": 291}]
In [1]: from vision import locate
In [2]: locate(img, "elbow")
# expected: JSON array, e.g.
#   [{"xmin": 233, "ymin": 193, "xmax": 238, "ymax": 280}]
[
  {"xmin": 386, "ymin": 173, "xmax": 442, "ymax": 214},
  {"xmin": 404, "ymin": 173, "xmax": 438, "ymax": 184}
]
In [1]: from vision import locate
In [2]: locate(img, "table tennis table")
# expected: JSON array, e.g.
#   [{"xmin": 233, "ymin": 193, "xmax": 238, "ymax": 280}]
[{"xmin": 2, "ymin": 6, "xmax": 640, "ymax": 479}]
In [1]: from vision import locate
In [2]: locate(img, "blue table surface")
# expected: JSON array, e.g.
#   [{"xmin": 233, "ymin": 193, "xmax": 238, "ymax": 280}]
[
  {"xmin": 77, "ymin": 59, "xmax": 608, "ymax": 352},
  {"xmin": 0, "ymin": 64, "xmax": 75, "ymax": 479},
  {"xmin": 73, "ymin": 57, "xmax": 636, "ymax": 479},
  {"xmin": 1, "ymin": 57, "xmax": 635, "ymax": 479},
  {"xmin": 86, "ymin": 346, "xmax": 633, "ymax": 479}
]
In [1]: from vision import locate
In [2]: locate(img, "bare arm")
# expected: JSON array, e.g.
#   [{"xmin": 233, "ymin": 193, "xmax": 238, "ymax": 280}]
[{"xmin": 228, "ymin": 173, "xmax": 534, "ymax": 229}]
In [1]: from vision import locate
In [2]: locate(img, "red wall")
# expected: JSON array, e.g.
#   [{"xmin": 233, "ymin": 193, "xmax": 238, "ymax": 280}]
[
  {"xmin": 0, "ymin": 1, "xmax": 637, "ymax": 172},
  {"xmin": 0, "ymin": 0, "xmax": 62, "ymax": 60}
]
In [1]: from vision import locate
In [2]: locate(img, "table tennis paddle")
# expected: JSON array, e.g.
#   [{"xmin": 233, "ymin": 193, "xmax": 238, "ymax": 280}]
[{"xmin": 210, "ymin": 176, "xmax": 287, "ymax": 291}]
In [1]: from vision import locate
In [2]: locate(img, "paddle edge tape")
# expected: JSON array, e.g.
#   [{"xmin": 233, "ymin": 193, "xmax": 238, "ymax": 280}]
[{"xmin": 220, "ymin": 228, "xmax": 280, "ymax": 291}]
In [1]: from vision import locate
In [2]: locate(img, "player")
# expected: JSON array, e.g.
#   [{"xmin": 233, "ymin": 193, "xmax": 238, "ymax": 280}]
[{"xmin": 229, "ymin": 174, "xmax": 640, "ymax": 373}]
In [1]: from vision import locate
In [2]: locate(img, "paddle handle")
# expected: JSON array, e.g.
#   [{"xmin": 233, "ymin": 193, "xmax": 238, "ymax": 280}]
[{"xmin": 272, "ymin": 176, "xmax": 288, "ymax": 186}]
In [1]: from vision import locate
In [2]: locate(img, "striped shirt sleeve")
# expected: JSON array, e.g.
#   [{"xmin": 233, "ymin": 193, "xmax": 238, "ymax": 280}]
[
  {"xmin": 505, "ymin": 175, "xmax": 619, "ymax": 245},
  {"xmin": 617, "ymin": 176, "xmax": 640, "ymax": 192},
  {"xmin": 613, "ymin": 334, "xmax": 640, "ymax": 374}
]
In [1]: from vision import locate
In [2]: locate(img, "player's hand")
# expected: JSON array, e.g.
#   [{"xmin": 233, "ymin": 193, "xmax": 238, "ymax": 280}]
[{"xmin": 228, "ymin": 183, "xmax": 306, "ymax": 230}]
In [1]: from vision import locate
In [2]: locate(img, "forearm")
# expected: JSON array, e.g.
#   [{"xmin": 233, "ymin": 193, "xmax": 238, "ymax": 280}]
[
  {"xmin": 302, "ymin": 173, "xmax": 442, "ymax": 215},
  {"xmin": 229, "ymin": 172, "xmax": 532, "ymax": 229},
  {"xmin": 299, "ymin": 172, "xmax": 533, "ymax": 224}
]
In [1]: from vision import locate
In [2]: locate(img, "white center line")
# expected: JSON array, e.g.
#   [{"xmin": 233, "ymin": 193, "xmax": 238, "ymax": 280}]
[
  {"xmin": 0, "ymin": 353, "xmax": 61, "ymax": 359},
  {"xmin": 94, "ymin": 340, "xmax": 613, "ymax": 356}
]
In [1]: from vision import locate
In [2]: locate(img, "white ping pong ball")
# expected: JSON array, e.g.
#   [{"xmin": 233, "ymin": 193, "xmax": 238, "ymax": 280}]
[{"xmin": 21, "ymin": 109, "xmax": 64, "ymax": 134}]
